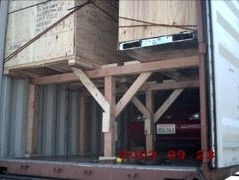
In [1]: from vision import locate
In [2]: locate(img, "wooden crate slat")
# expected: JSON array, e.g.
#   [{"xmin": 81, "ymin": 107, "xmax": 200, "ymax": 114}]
[{"xmin": 119, "ymin": 0, "xmax": 197, "ymax": 43}]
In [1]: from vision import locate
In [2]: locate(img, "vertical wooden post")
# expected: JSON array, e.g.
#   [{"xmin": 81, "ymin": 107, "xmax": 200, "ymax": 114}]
[
  {"xmin": 145, "ymin": 90, "xmax": 154, "ymax": 152},
  {"xmin": 26, "ymin": 84, "xmax": 39, "ymax": 156},
  {"xmin": 103, "ymin": 76, "xmax": 116, "ymax": 157},
  {"xmin": 79, "ymin": 95, "xmax": 88, "ymax": 156}
]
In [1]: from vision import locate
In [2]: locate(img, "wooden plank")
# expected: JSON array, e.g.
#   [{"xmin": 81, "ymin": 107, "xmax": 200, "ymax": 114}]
[
  {"xmin": 104, "ymin": 76, "xmax": 116, "ymax": 112},
  {"xmin": 119, "ymin": 80, "xmax": 198, "ymax": 94},
  {"xmin": 154, "ymin": 89, "xmax": 184, "ymax": 124},
  {"xmin": 32, "ymin": 73, "xmax": 77, "ymax": 85},
  {"xmin": 104, "ymin": 76, "xmax": 116, "ymax": 157},
  {"xmin": 143, "ymin": 80, "xmax": 199, "ymax": 91},
  {"xmin": 32, "ymin": 56, "xmax": 199, "ymax": 85},
  {"xmin": 115, "ymin": 72, "xmax": 152, "ymax": 118},
  {"xmin": 145, "ymin": 90, "xmax": 154, "ymax": 152},
  {"xmin": 102, "ymin": 112, "xmax": 110, "ymax": 133},
  {"xmin": 146, "ymin": 91, "xmax": 154, "ymax": 115},
  {"xmin": 4, "ymin": 56, "xmax": 75, "ymax": 74},
  {"xmin": 67, "ymin": 80, "xmax": 199, "ymax": 95},
  {"xmin": 99, "ymin": 157, "xmax": 116, "ymax": 161},
  {"xmin": 131, "ymin": 96, "xmax": 151, "ymax": 118},
  {"xmin": 26, "ymin": 84, "xmax": 39, "ymax": 155},
  {"xmin": 119, "ymin": 0, "xmax": 197, "ymax": 42},
  {"xmin": 86, "ymin": 56, "xmax": 198, "ymax": 78},
  {"xmin": 123, "ymin": 60, "xmax": 141, "ymax": 65},
  {"xmin": 71, "ymin": 67, "xmax": 110, "ymax": 113},
  {"xmin": 68, "ymin": 59, "xmax": 100, "ymax": 70},
  {"xmin": 101, "ymin": 63, "xmax": 118, "ymax": 68},
  {"xmin": 79, "ymin": 96, "xmax": 88, "ymax": 156},
  {"xmin": 103, "ymin": 75, "xmax": 116, "ymax": 132},
  {"xmin": 75, "ymin": 80, "xmax": 199, "ymax": 95}
]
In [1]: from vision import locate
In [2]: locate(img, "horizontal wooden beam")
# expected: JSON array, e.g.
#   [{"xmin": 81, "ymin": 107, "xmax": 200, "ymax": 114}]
[
  {"xmin": 87, "ymin": 56, "xmax": 198, "ymax": 78},
  {"xmin": 117, "ymin": 80, "xmax": 198, "ymax": 94},
  {"xmin": 68, "ymin": 80, "xmax": 199, "ymax": 97},
  {"xmin": 143, "ymin": 80, "xmax": 199, "ymax": 91},
  {"xmin": 33, "ymin": 73, "xmax": 76, "ymax": 85},
  {"xmin": 32, "ymin": 56, "xmax": 199, "ymax": 85}
]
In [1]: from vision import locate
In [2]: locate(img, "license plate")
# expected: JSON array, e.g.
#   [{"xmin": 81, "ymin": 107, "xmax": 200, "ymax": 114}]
[{"xmin": 156, "ymin": 124, "xmax": 176, "ymax": 134}]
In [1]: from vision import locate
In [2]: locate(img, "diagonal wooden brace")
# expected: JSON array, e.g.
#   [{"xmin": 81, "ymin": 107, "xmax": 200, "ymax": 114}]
[
  {"xmin": 72, "ymin": 67, "xmax": 117, "ymax": 157},
  {"xmin": 131, "ymin": 96, "xmax": 151, "ymax": 119},
  {"xmin": 72, "ymin": 67, "xmax": 110, "ymax": 113},
  {"xmin": 120, "ymin": 83, "xmax": 151, "ymax": 119},
  {"xmin": 154, "ymin": 89, "xmax": 184, "ymax": 124},
  {"xmin": 115, "ymin": 72, "xmax": 152, "ymax": 118}
]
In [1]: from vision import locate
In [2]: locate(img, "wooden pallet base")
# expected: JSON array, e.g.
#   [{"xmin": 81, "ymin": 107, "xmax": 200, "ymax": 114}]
[{"xmin": 4, "ymin": 55, "xmax": 101, "ymax": 78}]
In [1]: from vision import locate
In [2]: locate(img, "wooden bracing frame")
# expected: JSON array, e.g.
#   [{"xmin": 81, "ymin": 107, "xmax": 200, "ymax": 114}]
[
  {"xmin": 26, "ymin": 84, "xmax": 39, "ymax": 156},
  {"xmin": 129, "ymin": 89, "xmax": 184, "ymax": 151},
  {"xmin": 79, "ymin": 96, "xmax": 88, "ymax": 156},
  {"xmin": 26, "ymin": 56, "xmax": 199, "ymax": 158},
  {"xmin": 32, "ymin": 56, "xmax": 199, "ymax": 85}
]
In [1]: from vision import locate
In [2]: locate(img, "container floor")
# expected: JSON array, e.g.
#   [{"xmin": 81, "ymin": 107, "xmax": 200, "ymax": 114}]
[{"xmin": 7, "ymin": 155, "xmax": 201, "ymax": 169}]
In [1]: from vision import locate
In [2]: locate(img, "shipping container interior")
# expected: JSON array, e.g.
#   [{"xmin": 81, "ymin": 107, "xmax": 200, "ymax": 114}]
[
  {"xmin": 1, "ymin": 0, "xmax": 206, "ymax": 176},
  {"xmin": 1, "ymin": 69, "xmax": 202, "ymax": 169}
]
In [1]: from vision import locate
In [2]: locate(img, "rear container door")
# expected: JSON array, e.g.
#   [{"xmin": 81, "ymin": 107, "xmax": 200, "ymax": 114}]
[{"xmin": 207, "ymin": 0, "xmax": 239, "ymax": 168}]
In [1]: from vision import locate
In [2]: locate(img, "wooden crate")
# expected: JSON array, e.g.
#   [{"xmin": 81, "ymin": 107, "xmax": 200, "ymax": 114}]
[
  {"xmin": 4, "ymin": 0, "xmax": 125, "ymax": 75},
  {"xmin": 119, "ymin": 0, "xmax": 197, "ymax": 43}
]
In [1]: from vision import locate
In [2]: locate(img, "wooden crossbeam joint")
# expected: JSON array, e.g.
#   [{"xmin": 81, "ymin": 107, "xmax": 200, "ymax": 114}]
[
  {"xmin": 115, "ymin": 72, "xmax": 152, "ymax": 118},
  {"xmin": 131, "ymin": 96, "xmax": 151, "ymax": 119},
  {"xmin": 71, "ymin": 67, "xmax": 110, "ymax": 113},
  {"xmin": 104, "ymin": 75, "xmax": 116, "ymax": 156}
]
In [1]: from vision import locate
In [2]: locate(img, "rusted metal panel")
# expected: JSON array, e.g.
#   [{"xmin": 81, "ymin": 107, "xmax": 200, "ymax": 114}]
[{"xmin": 0, "ymin": 159, "xmax": 200, "ymax": 180}]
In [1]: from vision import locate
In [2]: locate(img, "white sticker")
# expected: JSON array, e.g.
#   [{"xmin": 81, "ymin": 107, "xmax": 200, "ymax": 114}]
[{"xmin": 156, "ymin": 124, "xmax": 176, "ymax": 134}]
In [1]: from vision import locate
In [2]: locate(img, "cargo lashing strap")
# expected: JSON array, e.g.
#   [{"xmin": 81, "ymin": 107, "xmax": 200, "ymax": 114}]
[
  {"xmin": 119, "ymin": 16, "xmax": 197, "ymax": 31},
  {"xmin": 4, "ymin": 1, "xmax": 196, "ymax": 63},
  {"xmin": 4, "ymin": 0, "xmax": 94, "ymax": 63}
]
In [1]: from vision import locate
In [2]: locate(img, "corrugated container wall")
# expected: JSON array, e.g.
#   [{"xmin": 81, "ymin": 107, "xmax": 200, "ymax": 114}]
[{"xmin": 0, "ymin": 77, "xmax": 103, "ymax": 158}]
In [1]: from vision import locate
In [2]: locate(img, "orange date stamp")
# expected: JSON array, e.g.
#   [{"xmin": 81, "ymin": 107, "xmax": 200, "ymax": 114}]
[
  {"xmin": 166, "ymin": 149, "xmax": 215, "ymax": 161},
  {"xmin": 119, "ymin": 149, "xmax": 215, "ymax": 161}
]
